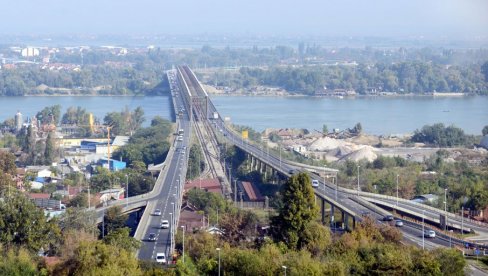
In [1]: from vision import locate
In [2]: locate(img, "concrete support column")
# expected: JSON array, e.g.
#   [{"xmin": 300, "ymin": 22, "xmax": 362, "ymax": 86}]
[
  {"xmin": 341, "ymin": 211, "xmax": 346, "ymax": 230},
  {"xmin": 321, "ymin": 199, "xmax": 326, "ymax": 224},
  {"xmin": 352, "ymin": 217, "xmax": 356, "ymax": 229},
  {"xmin": 330, "ymin": 205, "xmax": 335, "ymax": 226}
]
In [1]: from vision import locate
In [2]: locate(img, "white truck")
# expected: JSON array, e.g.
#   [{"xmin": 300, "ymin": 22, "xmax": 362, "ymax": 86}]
[{"xmin": 213, "ymin": 112, "xmax": 219, "ymax": 120}]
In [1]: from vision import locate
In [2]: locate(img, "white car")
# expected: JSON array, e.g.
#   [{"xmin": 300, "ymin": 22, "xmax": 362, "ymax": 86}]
[
  {"xmin": 424, "ymin": 230, "xmax": 436, "ymax": 238},
  {"xmin": 311, "ymin": 180, "xmax": 319, "ymax": 188},
  {"xmin": 160, "ymin": 220, "xmax": 170, "ymax": 229},
  {"xmin": 155, "ymin": 252, "xmax": 167, "ymax": 264},
  {"xmin": 153, "ymin": 209, "xmax": 162, "ymax": 216}
]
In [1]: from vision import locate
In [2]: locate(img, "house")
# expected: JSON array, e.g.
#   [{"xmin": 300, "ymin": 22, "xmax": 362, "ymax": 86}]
[
  {"xmin": 240, "ymin": 181, "xmax": 264, "ymax": 202},
  {"xmin": 178, "ymin": 202, "xmax": 205, "ymax": 232},
  {"xmin": 207, "ymin": 226, "xmax": 224, "ymax": 235},
  {"xmin": 276, "ymin": 129, "xmax": 294, "ymax": 140},
  {"xmin": 98, "ymin": 158, "xmax": 126, "ymax": 172},
  {"xmin": 53, "ymin": 186, "xmax": 83, "ymax": 199},
  {"xmin": 292, "ymin": 145, "xmax": 307, "ymax": 154},
  {"xmin": 37, "ymin": 169, "xmax": 52, "ymax": 178},
  {"xmin": 185, "ymin": 178, "xmax": 222, "ymax": 195}
]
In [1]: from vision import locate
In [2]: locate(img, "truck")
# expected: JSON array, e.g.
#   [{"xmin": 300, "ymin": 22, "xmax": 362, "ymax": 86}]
[{"xmin": 213, "ymin": 112, "xmax": 219, "ymax": 120}]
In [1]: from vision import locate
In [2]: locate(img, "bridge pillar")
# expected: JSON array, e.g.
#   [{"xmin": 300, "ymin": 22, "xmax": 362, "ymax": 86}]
[
  {"xmin": 263, "ymin": 164, "xmax": 267, "ymax": 180},
  {"xmin": 330, "ymin": 205, "xmax": 335, "ymax": 226},
  {"xmin": 341, "ymin": 211, "xmax": 346, "ymax": 230},
  {"xmin": 321, "ymin": 199, "xmax": 326, "ymax": 224},
  {"xmin": 352, "ymin": 216, "xmax": 356, "ymax": 229},
  {"xmin": 250, "ymin": 155, "xmax": 254, "ymax": 172}
]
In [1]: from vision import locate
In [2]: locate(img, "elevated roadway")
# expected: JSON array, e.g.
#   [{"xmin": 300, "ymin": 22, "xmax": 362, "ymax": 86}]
[{"xmin": 177, "ymin": 65, "xmax": 488, "ymax": 250}]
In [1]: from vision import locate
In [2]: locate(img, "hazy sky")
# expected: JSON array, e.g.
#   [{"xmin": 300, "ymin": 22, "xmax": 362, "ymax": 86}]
[{"xmin": 1, "ymin": 0, "xmax": 487, "ymax": 37}]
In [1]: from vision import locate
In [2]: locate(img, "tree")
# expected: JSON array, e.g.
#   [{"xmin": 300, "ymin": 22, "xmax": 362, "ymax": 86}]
[
  {"xmin": 59, "ymin": 207, "xmax": 98, "ymax": 235},
  {"xmin": 432, "ymin": 248, "xmax": 466, "ymax": 276},
  {"xmin": 0, "ymin": 246, "xmax": 41, "ymax": 276},
  {"xmin": 219, "ymin": 210, "xmax": 258, "ymax": 246},
  {"xmin": 482, "ymin": 61, "xmax": 488, "ymax": 82},
  {"xmin": 271, "ymin": 173, "xmax": 318, "ymax": 250},
  {"xmin": 322, "ymin": 124, "xmax": 328, "ymax": 134},
  {"xmin": 0, "ymin": 151, "xmax": 16, "ymax": 175},
  {"xmin": 0, "ymin": 192, "xmax": 61, "ymax": 252},
  {"xmin": 351, "ymin": 122, "xmax": 363, "ymax": 135},
  {"xmin": 36, "ymin": 105, "xmax": 61, "ymax": 125},
  {"xmin": 44, "ymin": 132, "xmax": 55, "ymax": 165},
  {"xmin": 482, "ymin": 125, "xmax": 488, "ymax": 136},
  {"xmin": 187, "ymin": 144, "xmax": 204, "ymax": 180},
  {"xmin": 102, "ymin": 206, "xmax": 128, "ymax": 237},
  {"xmin": 67, "ymin": 193, "xmax": 88, "ymax": 208},
  {"xmin": 103, "ymin": 227, "xmax": 141, "ymax": 252},
  {"xmin": 54, "ymin": 240, "xmax": 142, "ymax": 275}
]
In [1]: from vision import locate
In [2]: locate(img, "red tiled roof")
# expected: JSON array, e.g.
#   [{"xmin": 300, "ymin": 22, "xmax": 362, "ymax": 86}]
[
  {"xmin": 185, "ymin": 178, "xmax": 222, "ymax": 194},
  {"xmin": 241, "ymin": 181, "xmax": 263, "ymax": 201},
  {"xmin": 29, "ymin": 193, "xmax": 50, "ymax": 200}
]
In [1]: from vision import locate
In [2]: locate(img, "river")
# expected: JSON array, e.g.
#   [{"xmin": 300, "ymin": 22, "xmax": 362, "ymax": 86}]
[{"xmin": 0, "ymin": 95, "xmax": 486, "ymax": 135}]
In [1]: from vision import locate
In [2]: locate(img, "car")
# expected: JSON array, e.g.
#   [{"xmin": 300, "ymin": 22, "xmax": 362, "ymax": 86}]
[
  {"xmin": 148, "ymin": 233, "xmax": 157, "ymax": 241},
  {"xmin": 153, "ymin": 209, "xmax": 162, "ymax": 216},
  {"xmin": 311, "ymin": 179, "xmax": 320, "ymax": 188},
  {"xmin": 160, "ymin": 220, "xmax": 170, "ymax": 229},
  {"xmin": 155, "ymin": 252, "xmax": 167, "ymax": 264},
  {"xmin": 383, "ymin": 215, "xmax": 394, "ymax": 221},
  {"xmin": 394, "ymin": 219, "xmax": 403, "ymax": 227},
  {"xmin": 424, "ymin": 230, "xmax": 436, "ymax": 238}
]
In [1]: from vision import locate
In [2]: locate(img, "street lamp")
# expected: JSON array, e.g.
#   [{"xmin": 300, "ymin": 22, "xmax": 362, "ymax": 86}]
[
  {"xmin": 357, "ymin": 165, "xmax": 360, "ymax": 196},
  {"xmin": 125, "ymin": 174, "xmax": 129, "ymax": 208},
  {"xmin": 181, "ymin": 226, "xmax": 185, "ymax": 263},
  {"xmin": 335, "ymin": 174, "xmax": 338, "ymax": 201},
  {"xmin": 216, "ymin": 248, "xmax": 221, "ymax": 276},
  {"xmin": 169, "ymin": 212, "xmax": 173, "ymax": 252},
  {"xmin": 396, "ymin": 174, "xmax": 399, "ymax": 206},
  {"xmin": 282, "ymin": 265, "xmax": 287, "ymax": 276},
  {"xmin": 171, "ymin": 202, "xmax": 175, "ymax": 230}
]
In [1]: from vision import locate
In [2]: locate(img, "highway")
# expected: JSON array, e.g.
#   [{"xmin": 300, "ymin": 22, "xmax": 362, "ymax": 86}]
[
  {"xmin": 136, "ymin": 70, "xmax": 192, "ymax": 261},
  {"xmin": 177, "ymin": 65, "xmax": 488, "ymax": 251}
]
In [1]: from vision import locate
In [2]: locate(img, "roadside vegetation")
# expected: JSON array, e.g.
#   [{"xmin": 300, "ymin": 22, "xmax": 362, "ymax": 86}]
[{"xmin": 169, "ymin": 173, "xmax": 465, "ymax": 275}]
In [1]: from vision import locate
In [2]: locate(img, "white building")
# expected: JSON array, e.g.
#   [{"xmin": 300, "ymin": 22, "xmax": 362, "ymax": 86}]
[{"xmin": 21, "ymin": 47, "xmax": 40, "ymax": 57}]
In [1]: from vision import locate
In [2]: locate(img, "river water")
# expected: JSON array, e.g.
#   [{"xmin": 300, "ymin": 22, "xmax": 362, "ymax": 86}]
[{"xmin": 0, "ymin": 95, "xmax": 486, "ymax": 135}]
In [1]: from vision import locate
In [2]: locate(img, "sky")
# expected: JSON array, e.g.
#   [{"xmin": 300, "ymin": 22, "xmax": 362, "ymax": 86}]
[{"xmin": 1, "ymin": 0, "xmax": 487, "ymax": 38}]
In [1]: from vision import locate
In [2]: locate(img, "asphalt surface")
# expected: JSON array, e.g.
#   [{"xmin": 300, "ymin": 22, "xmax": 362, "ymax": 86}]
[{"xmin": 137, "ymin": 70, "xmax": 191, "ymax": 261}]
